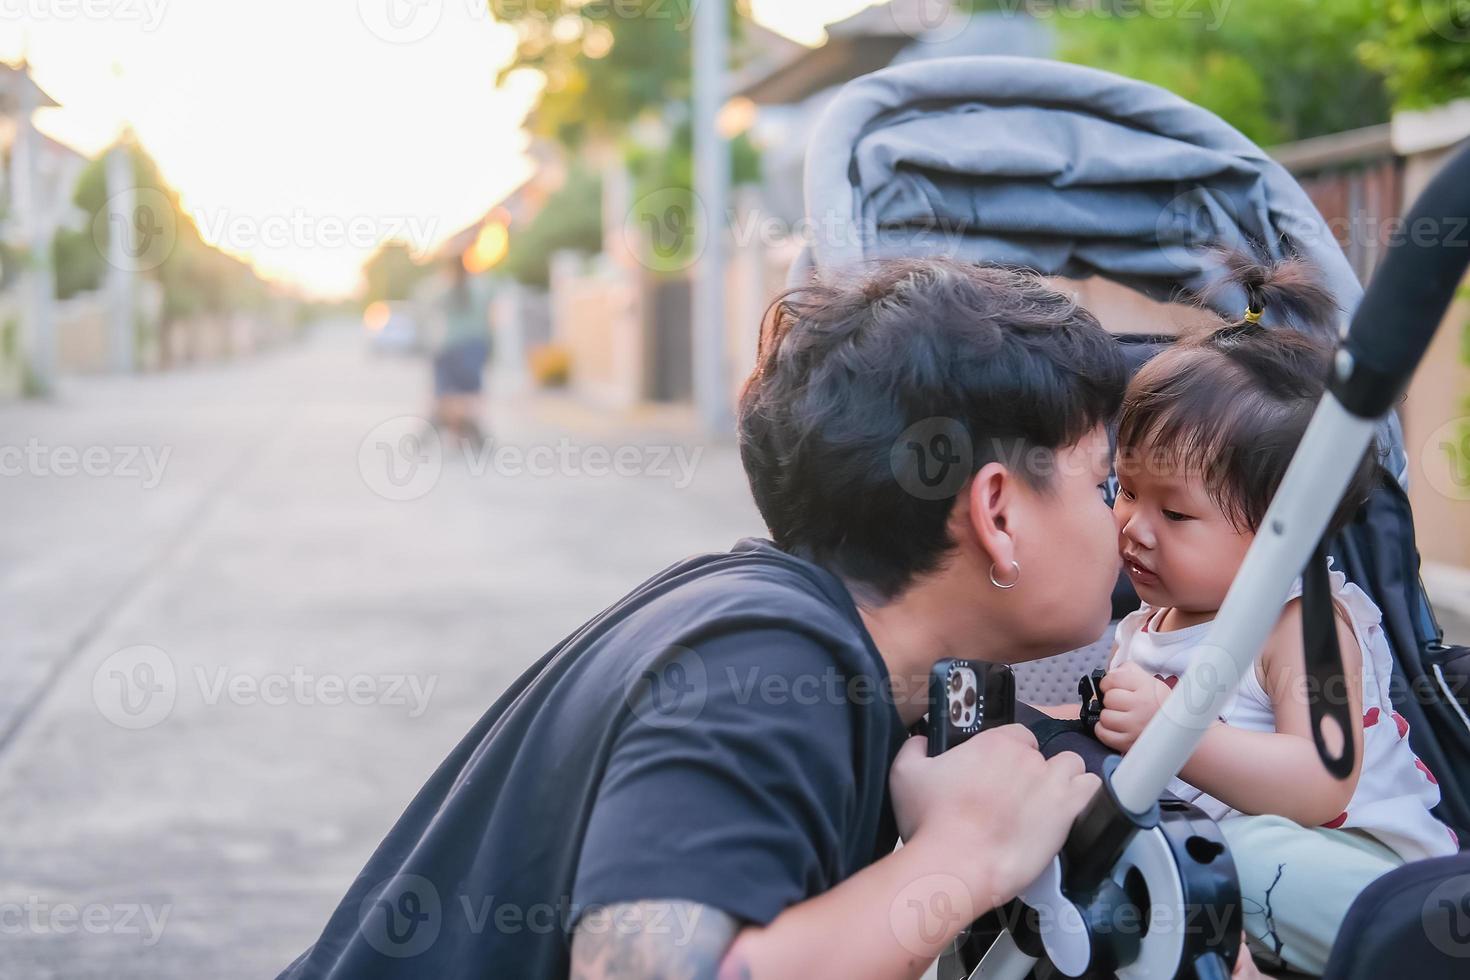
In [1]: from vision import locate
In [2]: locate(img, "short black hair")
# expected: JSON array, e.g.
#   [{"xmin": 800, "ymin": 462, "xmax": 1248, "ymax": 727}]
[
  {"xmin": 738, "ymin": 257, "xmax": 1127, "ymax": 601},
  {"xmin": 1116, "ymin": 253, "xmax": 1379, "ymax": 535}
]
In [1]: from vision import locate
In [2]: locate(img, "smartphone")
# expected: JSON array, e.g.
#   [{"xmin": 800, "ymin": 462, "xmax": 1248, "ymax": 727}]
[{"xmin": 926, "ymin": 659, "xmax": 1016, "ymax": 756}]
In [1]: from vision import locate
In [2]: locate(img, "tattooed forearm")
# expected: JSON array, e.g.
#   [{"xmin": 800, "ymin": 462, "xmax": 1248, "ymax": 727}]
[{"xmin": 570, "ymin": 901, "xmax": 741, "ymax": 980}]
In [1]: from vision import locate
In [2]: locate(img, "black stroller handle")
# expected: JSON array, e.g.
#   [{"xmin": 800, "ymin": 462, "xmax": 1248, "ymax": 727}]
[{"xmin": 1335, "ymin": 141, "xmax": 1470, "ymax": 419}]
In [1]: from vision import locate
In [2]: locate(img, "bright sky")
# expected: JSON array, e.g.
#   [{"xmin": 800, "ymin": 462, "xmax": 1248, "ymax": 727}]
[{"xmin": 3, "ymin": 0, "xmax": 883, "ymax": 298}]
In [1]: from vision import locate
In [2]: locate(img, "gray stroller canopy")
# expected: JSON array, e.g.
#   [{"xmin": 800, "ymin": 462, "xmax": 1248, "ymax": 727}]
[{"xmin": 791, "ymin": 54, "xmax": 1405, "ymax": 475}]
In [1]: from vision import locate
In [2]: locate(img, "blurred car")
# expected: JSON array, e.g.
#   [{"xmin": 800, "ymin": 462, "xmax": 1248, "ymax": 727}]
[{"xmin": 363, "ymin": 301, "xmax": 423, "ymax": 355}]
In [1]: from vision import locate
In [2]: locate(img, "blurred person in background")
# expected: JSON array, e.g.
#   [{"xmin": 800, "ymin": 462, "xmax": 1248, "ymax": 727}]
[{"xmin": 430, "ymin": 258, "xmax": 492, "ymax": 448}]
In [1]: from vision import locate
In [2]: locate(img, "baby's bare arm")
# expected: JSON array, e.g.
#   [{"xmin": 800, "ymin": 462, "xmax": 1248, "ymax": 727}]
[{"xmin": 1179, "ymin": 600, "xmax": 1364, "ymax": 825}]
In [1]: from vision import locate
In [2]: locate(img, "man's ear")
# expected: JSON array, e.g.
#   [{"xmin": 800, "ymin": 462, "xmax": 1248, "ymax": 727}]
[{"xmin": 963, "ymin": 462, "xmax": 1017, "ymax": 572}]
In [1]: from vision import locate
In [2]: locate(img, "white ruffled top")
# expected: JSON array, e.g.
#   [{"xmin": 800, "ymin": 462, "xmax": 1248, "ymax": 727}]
[{"xmin": 1111, "ymin": 560, "xmax": 1458, "ymax": 862}]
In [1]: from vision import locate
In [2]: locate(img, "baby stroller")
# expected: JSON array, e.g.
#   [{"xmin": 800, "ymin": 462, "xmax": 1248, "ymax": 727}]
[{"xmin": 791, "ymin": 56, "xmax": 1470, "ymax": 977}]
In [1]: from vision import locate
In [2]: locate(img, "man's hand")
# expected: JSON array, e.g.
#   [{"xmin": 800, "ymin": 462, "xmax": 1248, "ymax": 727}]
[
  {"xmin": 569, "ymin": 727, "xmax": 1100, "ymax": 980},
  {"xmin": 888, "ymin": 725, "xmax": 1099, "ymax": 904},
  {"xmin": 1095, "ymin": 661, "xmax": 1173, "ymax": 753}
]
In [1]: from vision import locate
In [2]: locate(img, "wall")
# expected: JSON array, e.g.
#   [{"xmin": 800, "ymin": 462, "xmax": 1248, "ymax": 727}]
[
  {"xmin": 1398, "ymin": 143, "xmax": 1470, "ymax": 570},
  {"xmin": 0, "ymin": 293, "xmax": 23, "ymax": 398},
  {"xmin": 55, "ymin": 293, "xmax": 109, "ymax": 373},
  {"xmin": 551, "ymin": 251, "xmax": 644, "ymax": 410}
]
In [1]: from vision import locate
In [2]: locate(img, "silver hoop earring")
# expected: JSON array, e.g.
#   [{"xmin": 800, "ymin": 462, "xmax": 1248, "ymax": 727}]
[{"xmin": 989, "ymin": 560, "xmax": 1021, "ymax": 590}]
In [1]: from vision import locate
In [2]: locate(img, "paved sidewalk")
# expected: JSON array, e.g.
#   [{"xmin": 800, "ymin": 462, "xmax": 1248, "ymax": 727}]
[
  {"xmin": 0, "ymin": 323, "xmax": 761, "ymax": 978},
  {"xmin": 4, "ymin": 321, "xmax": 1461, "ymax": 979}
]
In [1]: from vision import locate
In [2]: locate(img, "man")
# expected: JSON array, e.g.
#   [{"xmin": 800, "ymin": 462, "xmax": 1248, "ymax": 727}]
[{"xmin": 280, "ymin": 258, "xmax": 1126, "ymax": 979}]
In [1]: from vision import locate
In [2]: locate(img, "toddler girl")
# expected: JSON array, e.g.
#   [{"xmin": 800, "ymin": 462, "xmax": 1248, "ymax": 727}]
[{"xmin": 1099, "ymin": 256, "xmax": 1456, "ymax": 973}]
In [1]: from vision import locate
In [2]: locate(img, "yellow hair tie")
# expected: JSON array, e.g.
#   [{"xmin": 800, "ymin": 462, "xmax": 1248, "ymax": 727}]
[{"xmin": 1243, "ymin": 307, "xmax": 1263, "ymax": 324}]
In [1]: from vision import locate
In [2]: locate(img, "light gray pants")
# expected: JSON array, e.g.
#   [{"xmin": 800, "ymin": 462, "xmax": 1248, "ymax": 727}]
[{"xmin": 1218, "ymin": 814, "xmax": 1402, "ymax": 975}]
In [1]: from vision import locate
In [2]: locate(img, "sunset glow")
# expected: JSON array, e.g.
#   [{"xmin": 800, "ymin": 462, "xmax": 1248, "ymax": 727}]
[{"xmin": 4, "ymin": 0, "xmax": 883, "ymax": 297}]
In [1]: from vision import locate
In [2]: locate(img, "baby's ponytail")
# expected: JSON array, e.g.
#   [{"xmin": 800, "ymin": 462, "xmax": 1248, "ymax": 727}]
[
  {"xmin": 1185, "ymin": 251, "xmax": 1342, "ymax": 402},
  {"xmin": 1201, "ymin": 249, "xmax": 1340, "ymax": 336}
]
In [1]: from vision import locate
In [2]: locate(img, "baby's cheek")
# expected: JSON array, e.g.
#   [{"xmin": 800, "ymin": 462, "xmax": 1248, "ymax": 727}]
[
  {"xmin": 1212, "ymin": 539, "xmax": 1252, "ymax": 592},
  {"xmin": 1185, "ymin": 560, "xmax": 1235, "ymax": 609}
]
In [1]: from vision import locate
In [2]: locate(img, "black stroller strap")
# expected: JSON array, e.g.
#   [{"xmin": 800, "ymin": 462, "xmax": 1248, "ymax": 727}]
[{"xmin": 1303, "ymin": 537, "xmax": 1357, "ymax": 780}]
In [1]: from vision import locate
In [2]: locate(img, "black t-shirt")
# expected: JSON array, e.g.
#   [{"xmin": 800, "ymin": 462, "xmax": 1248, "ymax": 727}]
[{"xmin": 278, "ymin": 538, "xmax": 909, "ymax": 979}]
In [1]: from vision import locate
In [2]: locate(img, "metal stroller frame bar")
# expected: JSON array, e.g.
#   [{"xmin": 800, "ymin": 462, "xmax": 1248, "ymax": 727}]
[{"xmin": 974, "ymin": 140, "xmax": 1470, "ymax": 980}]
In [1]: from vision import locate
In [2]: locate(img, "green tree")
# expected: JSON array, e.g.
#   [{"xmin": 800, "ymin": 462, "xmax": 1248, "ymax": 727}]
[
  {"xmin": 488, "ymin": 1, "xmax": 764, "ymax": 282},
  {"xmin": 69, "ymin": 142, "xmax": 270, "ymax": 322},
  {"xmin": 490, "ymin": 0, "xmax": 750, "ymax": 147},
  {"xmin": 501, "ymin": 166, "xmax": 604, "ymax": 288},
  {"xmin": 1359, "ymin": 0, "xmax": 1470, "ymax": 109},
  {"xmin": 362, "ymin": 241, "xmax": 431, "ymax": 305},
  {"xmin": 52, "ymin": 226, "xmax": 106, "ymax": 300},
  {"xmin": 1031, "ymin": 0, "xmax": 1392, "ymax": 145},
  {"xmin": 623, "ymin": 115, "xmax": 762, "ymax": 202}
]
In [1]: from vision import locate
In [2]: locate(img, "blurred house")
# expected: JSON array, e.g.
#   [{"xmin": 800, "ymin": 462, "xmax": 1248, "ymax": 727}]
[
  {"xmin": 3, "ymin": 59, "xmax": 305, "ymax": 395},
  {"xmin": 544, "ymin": 0, "xmax": 1050, "ymax": 413},
  {"xmin": 0, "ymin": 62, "xmax": 68, "ymax": 229},
  {"xmin": 0, "ymin": 60, "xmax": 66, "ymax": 397},
  {"xmin": 508, "ymin": 2, "xmax": 1470, "ymax": 590},
  {"xmin": 35, "ymin": 133, "xmax": 111, "ymax": 375},
  {"xmin": 735, "ymin": 1, "xmax": 1050, "ymax": 229},
  {"xmin": 20, "ymin": 132, "xmax": 87, "ymax": 237},
  {"xmin": 1273, "ymin": 102, "xmax": 1470, "ymax": 577}
]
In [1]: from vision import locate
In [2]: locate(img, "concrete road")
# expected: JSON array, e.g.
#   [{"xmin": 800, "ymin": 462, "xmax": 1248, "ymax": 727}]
[
  {"xmin": 0, "ymin": 322, "xmax": 761, "ymax": 978},
  {"xmin": 3, "ymin": 321, "xmax": 1462, "ymax": 980}
]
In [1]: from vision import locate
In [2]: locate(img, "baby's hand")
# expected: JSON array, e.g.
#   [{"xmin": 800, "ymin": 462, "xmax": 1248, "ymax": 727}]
[{"xmin": 1095, "ymin": 661, "xmax": 1174, "ymax": 753}]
